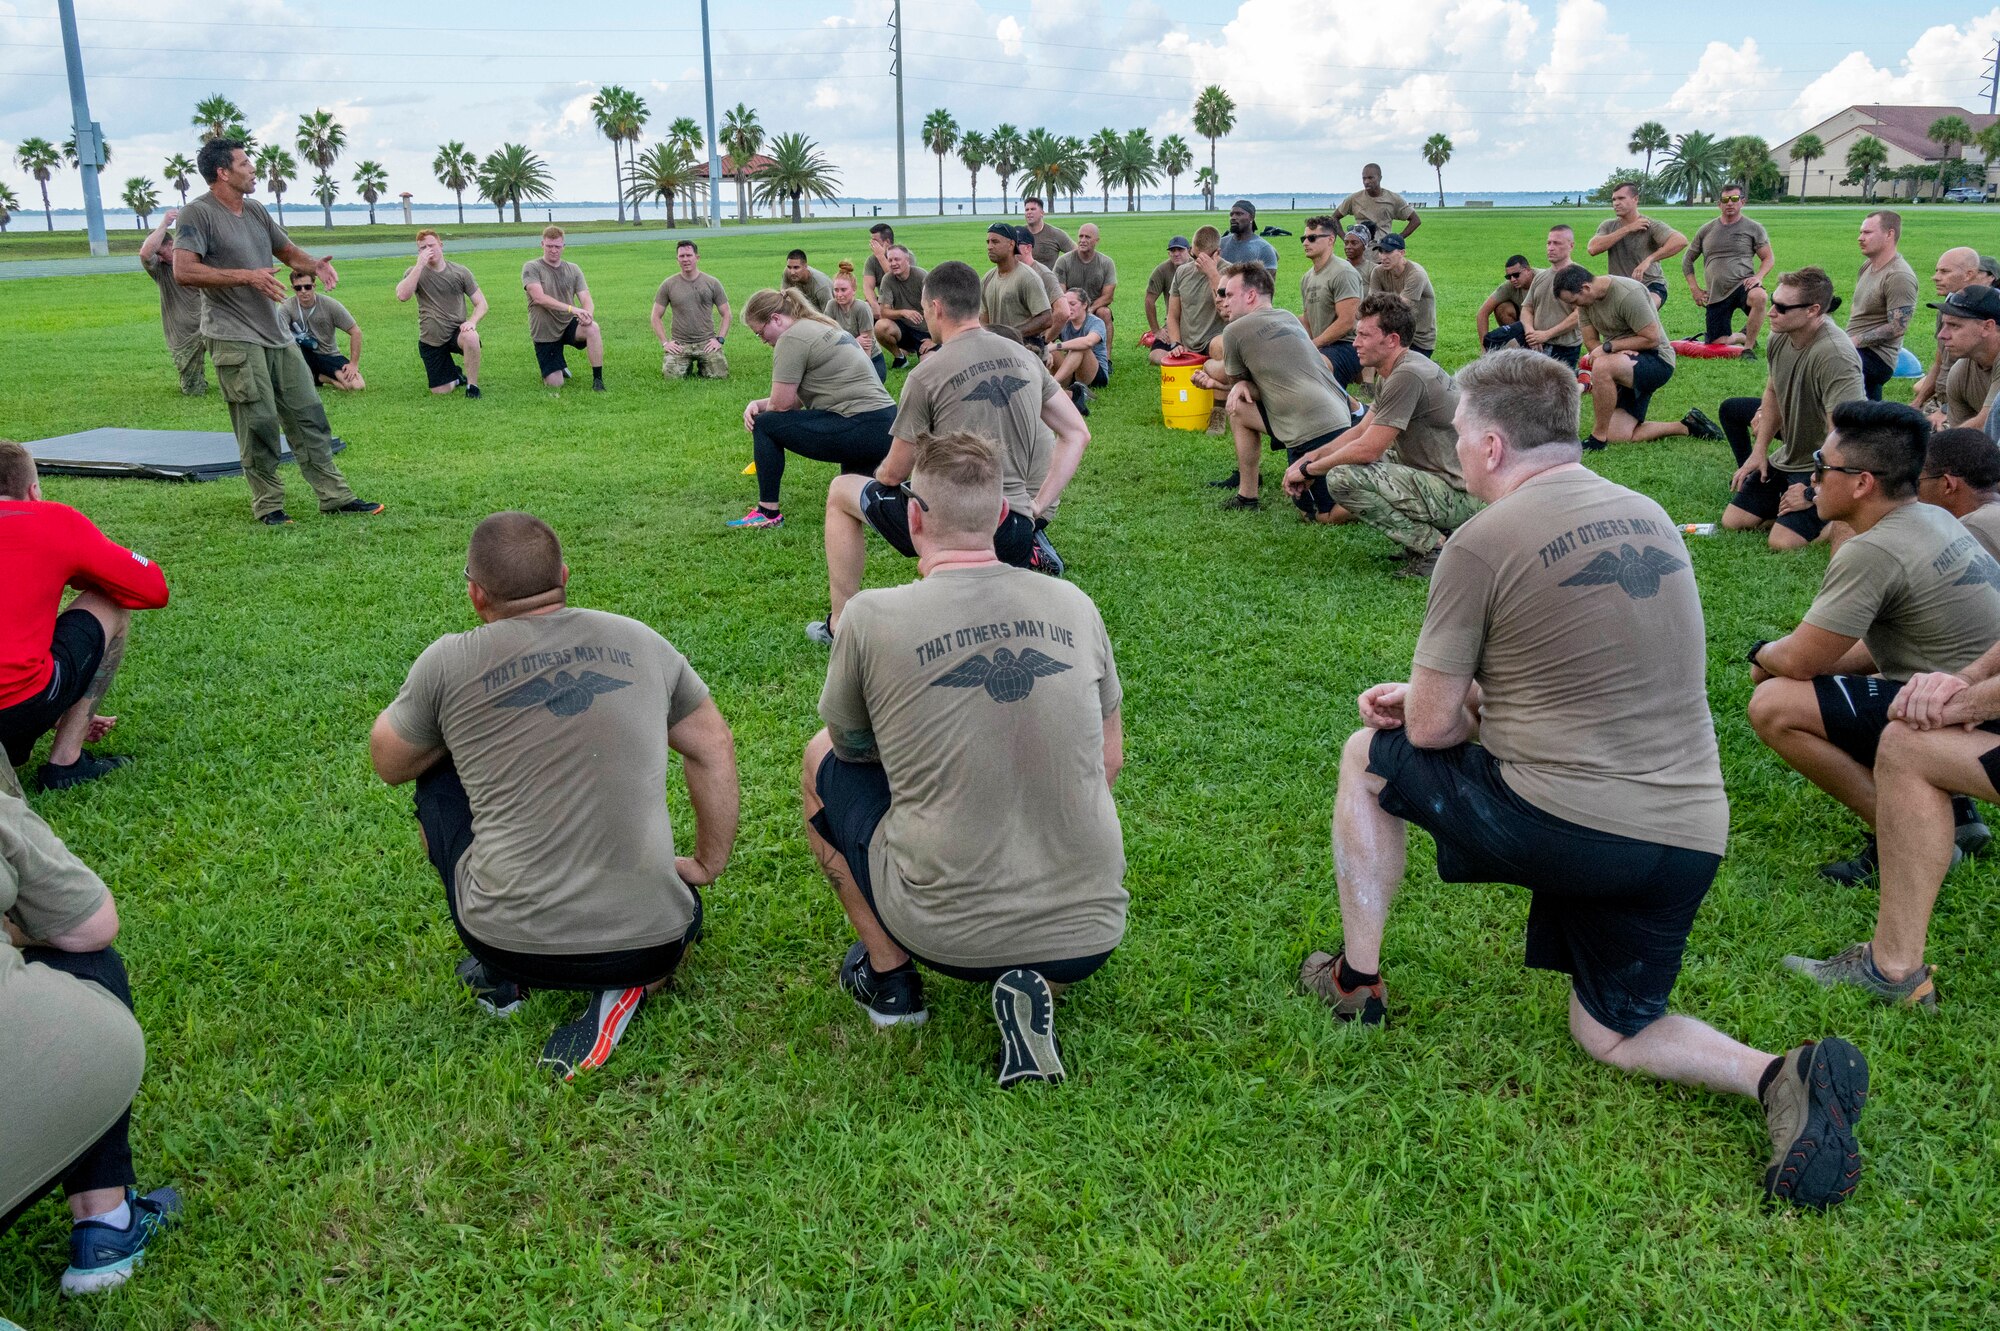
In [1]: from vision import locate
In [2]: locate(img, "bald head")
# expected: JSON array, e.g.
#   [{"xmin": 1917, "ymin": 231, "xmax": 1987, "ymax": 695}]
[{"xmin": 1936, "ymin": 246, "xmax": 1982, "ymax": 297}]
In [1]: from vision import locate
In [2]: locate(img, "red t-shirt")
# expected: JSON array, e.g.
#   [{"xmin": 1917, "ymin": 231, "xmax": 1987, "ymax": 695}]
[{"xmin": 0, "ymin": 499, "xmax": 170, "ymax": 708}]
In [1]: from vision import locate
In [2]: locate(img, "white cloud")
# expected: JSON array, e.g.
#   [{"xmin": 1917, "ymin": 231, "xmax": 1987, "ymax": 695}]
[
  {"xmin": 1790, "ymin": 11, "xmax": 2000, "ymax": 128},
  {"xmin": 1665, "ymin": 39, "xmax": 1772, "ymax": 129}
]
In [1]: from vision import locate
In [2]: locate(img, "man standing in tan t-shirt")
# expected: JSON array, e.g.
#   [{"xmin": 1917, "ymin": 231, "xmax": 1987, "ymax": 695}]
[
  {"xmin": 651, "ymin": 239, "xmax": 732, "ymax": 380},
  {"xmin": 1144, "ymin": 237, "xmax": 1191, "ymax": 339},
  {"xmin": 1847, "ymin": 211, "xmax": 1918, "ymax": 402},
  {"xmin": 136, "ymin": 208, "xmax": 207, "ymax": 395},
  {"xmin": 803, "ymin": 431, "xmax": 1125, "ymax": 1087},
  {"xmin": 1587, "ymin": 182, "xmax": 1686, "ymax": 308},
  {"xmin": 1021, "ymin": 196, "xmax": 1073, "ymax": 269},
  {"xmin": 1302, "ymin": 347, "xmax": 1872, "ymax": 1213},
  {"xmin": 1333, "ymin": 163, "xmax": 1420, "ymax": 254},
  {"xmin": 1683, "ymin": 184, "xmax": 1775, "ymax": 351}
]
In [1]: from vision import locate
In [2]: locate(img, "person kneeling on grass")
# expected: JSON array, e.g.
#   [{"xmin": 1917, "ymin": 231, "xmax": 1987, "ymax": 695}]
[
  {"xmin": 1, "ymin": 785, "xmax": 181, "ymax": 1297},
  {"xmin": 1746, "ymin": 401, "xmax": 2000, "ymax": 887},
  {"xmin": 731, "ymin": 288, "xmax": 899, "ymax": 531},
  {"xmin": 368, "ymin": 512, "xmax": 739, "ymax": 1080},
  {"xmin": 1300, "ymin": 348, "xmax": 1871, "ymax": 1211},
  {"xmin": 802, "ymin": 431, "xmax": 1127, "ymax": 1086},
  {"xmin": 1554, "ymin": 264, "xmax": 1720, "ymax": 450},
  {"xmin": 0, "ymin": 442, "xmax": 169, "ymax": 792}
]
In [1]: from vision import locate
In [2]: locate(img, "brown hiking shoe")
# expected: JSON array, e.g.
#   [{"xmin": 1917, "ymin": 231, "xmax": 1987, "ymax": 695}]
[
  {"xmin": 1299, "ymin": 950, "xmax": 1387, "ymax": 1026},
  {"xmin": 1781, "ymin": 942, "xmax": 1937, "ymax": 1008},
  {"xmin": 1393, "ymin": 548, "xmax": 1441, "ymax": 579},
  {"xmin": 1760, "ymin": 1037, "xmax": 1868, "ymax": 1210}
]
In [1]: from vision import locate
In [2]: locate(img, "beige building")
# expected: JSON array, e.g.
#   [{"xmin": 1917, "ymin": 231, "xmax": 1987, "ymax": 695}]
[{"xmin": 1773, "ymin": 104, "xmax": 1995, "ymax": 199}]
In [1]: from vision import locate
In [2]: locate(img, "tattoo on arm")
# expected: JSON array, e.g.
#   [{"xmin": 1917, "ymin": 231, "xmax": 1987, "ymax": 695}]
[
  {"xmin": 84, "ymin": 629, "xmax": 126, "ymax": 706},
  {"xmin": 831, "ymin": 727, "xmax": 879, "ymax": 763}
]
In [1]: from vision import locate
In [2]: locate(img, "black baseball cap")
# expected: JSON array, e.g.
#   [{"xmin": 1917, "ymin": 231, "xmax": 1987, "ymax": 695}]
[
  {"xmin": 1932, "ymin": 286, "xmax": 2000, "ymax": 321},
  {"xmin": 1375, "ymin": 233, "xmax": 1407, "ymax": 252},
  {"xmin": 1168, "ymin": 236, "xmax": 1191, "ymax": 250},
  {"xmin": 1230, "ymin": 198, "xmax": 1256, "ymax": 215},
  {"xmin": 987, "ymin": 222, "xmax": 1015, "ymax": 238}
]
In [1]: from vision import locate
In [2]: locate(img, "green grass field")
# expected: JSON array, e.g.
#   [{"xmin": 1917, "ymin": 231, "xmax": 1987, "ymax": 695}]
[{"xmin": 2, "ymin": 206, "xmax": 1996, "ymax": 1328}]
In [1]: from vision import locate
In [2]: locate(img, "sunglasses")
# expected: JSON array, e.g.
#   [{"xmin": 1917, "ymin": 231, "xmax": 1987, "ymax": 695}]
[
  {"xmin": 1302, "ymin": 233, "xmax": 1331, "ymax": 242},
  {"xmin": 1811, "ymin": 449, "xmax": 1874, "ymax": 482},
  {"xmin": 1769, "ymin": 299, "xmax": 1812, "ymax": 314},
  {"xmin": 895, "ymin": 480, "xmax": 928, "ymax": 512},
  {"xmin": 292, "ymin": 283, "xmax": 313, "ymax": 292}
]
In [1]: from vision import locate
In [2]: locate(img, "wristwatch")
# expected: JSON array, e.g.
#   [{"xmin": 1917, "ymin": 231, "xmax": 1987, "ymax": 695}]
[{"xmin": 1746, "ymin": 639, "xmax": 1771, "ymax": 668}]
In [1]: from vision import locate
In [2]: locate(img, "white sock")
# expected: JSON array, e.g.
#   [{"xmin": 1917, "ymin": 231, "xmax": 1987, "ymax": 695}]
[{"xmin": 80, "ymin": 1199, "xmax": 131, "ymax": 1230}]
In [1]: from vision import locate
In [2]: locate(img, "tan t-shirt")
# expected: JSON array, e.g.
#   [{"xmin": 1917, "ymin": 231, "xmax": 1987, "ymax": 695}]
[
  {"xmin": 1766, "ymin": 317, "xmax": 1867, "ymax": 473},
  {"xmin": 1848, "ymin": 254, "xmax": 1919, "ymax": 369},
  {"xmin": 1413, "ymin": 468, "xmax": 1728, "ymax": 854},
  {"xmin": 141, "ymin": 252, "xmax": 202, "ymax": 344},
  {"xmin": 521, "ymin": 258, "xmax": 588, "ymax": 343},
  {"xmin": 1488, "ymin": 280, "xmax": 1527, "ymax": 314},
  {"xmin": 1959, "ymin": 501, "xmax": 2000, "ymax": 560},
  {"xmin": 771, "ymin": 320, "xmax": 894, "ymax": 417},
  {"xmin": 1524, "ymin": 266, "xmax": 1581, "ymax": 348},
  {"xmin": 1053, "ymin": 250, "xmax": 1117, "ymax": 307},
  {"xmin": 877, "ymin": 265, "xmax": 928, "ymax": 317},
  {"xmin": 1222, "ymin": 304, "xmax": 1351, "ymax": 446},
  {"xmin": 818, "ymin": 565, "xmax": 1126, "ymax": 969},
  {"xmin": 1368, "ymin": 260, "xmax": 1438, "ymax": 351},
  {"xmin": 0, "ymin": 793, "xmax": 146, "ymax": 1218},
  {"xmin": 1372, "ymin": 351, "xmax": 1464, "ymax": 484},
  {"xmin": 1945, "ymin": 352, "xmax": 1996, "ymax": 427},
  {"xmin": 1593, "ymin": 215, "xmax": 1680, "ymax": 287},
  {"xmin": 280, "ymin": 293, "xmax": 355, "ymax": 351},
  {"xmin": 829, "ymin": 297, "xmax": 875, "ymax": 344},
  {"xmin": 1336, "ymin": 189, "xmax": 1415, "ymax": 238},
  {"xmin": 980, "ymin": 262, "xmax": 1052, "ymax": 335},
  {"xmin": 175, "ymin": 191, "xmax": 293, "ymax": 347},
  {"xmin": 1030, "ymin": 259, "xmax": 1063, "ymax": 308},
  {"xmin": 414, "ymin": 261, "xmax": 480, "ymax": 347},
  {"xmin": 785, "ymin": 266, "xmax": 834, "ymax": 312},
  {"xmin": 1684, "ymin": 215, "xmax": 1770, "ymax": 299},
  {"xmin": 1028, "ymin": 222, "xmax": 1073, "ymax": 268},
  {"xmin": 891, "ymin": 327, "xmax": 1058, "ymax": 518},
  {"xmin": 1171, "ymin": 260, "xmax": 1225, "ymax": 351},
  {"xmin": 1300, "ymin": 256, "xmax": 1364, "ymax": 343},
  {"xmin": 1803, "ymin": 502, "xmax": 2000, "ymax": 680},
  {"xmin": 383, "ymin": 607, "xmax": 709, "ymax": 954},
  {"xmin": 1145, "ymin": 258, "xmax": 1181, "ymax": 302},
  {"xmin": 1584, "ymin": 276, "xmax": 1674, "ymax": 368},
  {"xmin": 655, "ymin": 272, "xmax": 727, "ymax": 345}
]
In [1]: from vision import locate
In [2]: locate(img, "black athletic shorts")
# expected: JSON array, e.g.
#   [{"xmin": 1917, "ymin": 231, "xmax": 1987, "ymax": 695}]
[
  {"xmin": 414, "ymin": 760, "xmax": 699, "ymax": 991},
  {"xmin": 809, "ymin": 751, "xmax": 1114, "ymax": 985},
  {"xmin": 890, "ymin": 318, "xmax": 928, "ymax": 350},
  {"xmin": 1081, "ymin": 362, "xmax": 1110, "ymax": 389},
  {"xmin": 300, "ymin": 346, "xmax": 349, "ymax": 382},
  {"xmin": 1366, "ymin": 727, "xmax": 1719, "ymax": 1037},
  {"xmin": 1544, "ymin": 342, "xmax": 1581, "ymax": 369},
  {"xmin": 1862, "ymin": 352, "xmax": 1894, "ymax": 402},
  {"xmin": 0, "ymin": 608, "xmax": 104, "ymax": 766},
  {"xmin": 1703, "ymin": 285, "xmax": 1753, "ymax": 344},
  {"xmin": 1408, "ymin": 345, "xmax": 1434, "ymax": 360},
  {"xmin": 534, "ymin": 317, "xmax": 587, "ymax": 379},
  {"xmin": 1812, "ymin": 675, "xmax": 1906, "ymax": 768},
  {"xmin": 1729, "ymin": 466, "xmax": 1824, "ymax": 540},
  {"xmin": 418, "ymin": 339, "xmax": 463, "ymax": 389},
  {"xmin": 1319, "ymin": 340, "xmax": 1361, "ymax": 388},
  {"xmin": 858, "ymin": 479, "xmax": 1037, "ymax": 567},
  {"xmin": 1974, "ymin": 721, "xmax": 2000, "ymax": 794},
  {"xmin": 1615, "ymin": 349, "xmax": 1674, "ymax": 422},
  {"xmin": 1646, "ymin": 280, "xmax": 1669, "ymax": 308}
]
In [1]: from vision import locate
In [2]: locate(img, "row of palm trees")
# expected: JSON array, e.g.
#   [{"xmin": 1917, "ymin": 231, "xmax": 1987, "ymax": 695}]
[{"xmin": 1626, "ymin": 116, "xmax": 2000, "ymax": 205}]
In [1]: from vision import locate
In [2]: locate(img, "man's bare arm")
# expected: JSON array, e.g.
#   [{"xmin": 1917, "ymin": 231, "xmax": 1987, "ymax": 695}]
[{"xmin": 667, "ymin": 698, "xmax": 739, "ymax": 886}]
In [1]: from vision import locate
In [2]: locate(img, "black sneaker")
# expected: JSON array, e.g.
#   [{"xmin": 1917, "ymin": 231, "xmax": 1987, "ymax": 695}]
[
  {"xmin": 1068, "ymin": 382, "xmax": 1090, "ymax": 416},
  {"xmin": 838, "ymin": 941, "xmax": 927, "ymax": 1027},
  {"xmin": 1953, "ymin": 796, "xmax": 1990, "ymax": 857},
  {"xmin": 992, "ymin": 968, "xmax": 1064, "ymax": 1087},
  {"xmin": 1761, "ymin": 1037, "xmax": 1867, "ymax": 1210},
  {"xmin": 259, "ymin": 510, "xmax": 294, "ymax": 526},
  {"xmin": 333, "ymin": 499, "xmax": 385, "ymax": 515},
  {"xmin": 891, "ymin": 354, "xmax": 909, "ymax": 370},
  {"xmin": 1682, "ymin": 407, "xmax": 1722, "ymax": 440},
  {"xmin": 1207, "ymin": 469, "xmax": 1241, "ymax": 488},
  {"xmin": 1581, "ymin": 436, "xmax": 1607, "ymax": 452},
  {"xmin": 464, "ymin": 384, "xmax": 482, "ymax": 400},
  {"xmin": 1819, "ymin": 838, "xmax": 1879, "ymax": 886},
  {"xmin": 592, "ymin": 380, "xmax": 607, "ymax": 393},
  {"xmin": 1028, "ymin": 527, "xmax": 1066, "ymax": 578},
  {"xmin": 1393, "ymin": 548, "xmax": 1442, "ymax": 579},
  {"xmin": 454, "ymin": 955, "xmax": 527, "ymax": 1017},
  {"xmin": 37, "ymin": 752, "xmax": 131, "ymax": 791},
  {"xmin": 537, "ymin": 986, "xmax": 647, "ymax": 1080},
  {"xmin": 1221, "ymin": 493, "xmax": 1261, "ymax": 511}
]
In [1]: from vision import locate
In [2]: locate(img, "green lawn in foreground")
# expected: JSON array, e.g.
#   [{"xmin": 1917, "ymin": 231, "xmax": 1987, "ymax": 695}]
[{"xmin": 1, "ymin": 207, "xmax": 1996, "ymax": 1328}]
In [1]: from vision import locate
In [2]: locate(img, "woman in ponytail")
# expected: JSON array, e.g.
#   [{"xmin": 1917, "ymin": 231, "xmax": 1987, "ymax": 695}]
[{"xmin": 829, "ymin": 261, "xmax": 886, "ymax": 382}]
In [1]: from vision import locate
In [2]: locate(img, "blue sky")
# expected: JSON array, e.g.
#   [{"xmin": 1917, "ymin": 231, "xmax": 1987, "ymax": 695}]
[{"xmin": 3, "ymin": 0, "xmax": 1997, "ymax": 210}]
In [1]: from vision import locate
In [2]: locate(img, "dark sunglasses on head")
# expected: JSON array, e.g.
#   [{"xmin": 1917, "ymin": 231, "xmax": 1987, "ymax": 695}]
[{"xmin": 1811, "ymin": 449, "xmax": 1874, "ymax": 482}]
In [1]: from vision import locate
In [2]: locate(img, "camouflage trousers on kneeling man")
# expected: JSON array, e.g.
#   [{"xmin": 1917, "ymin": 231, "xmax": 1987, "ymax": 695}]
[{"xmin": 1323, "ymin": 459, "xmax": 1483, "ymax": 555}]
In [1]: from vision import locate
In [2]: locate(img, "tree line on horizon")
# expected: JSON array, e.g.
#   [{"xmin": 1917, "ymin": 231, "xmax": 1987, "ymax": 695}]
[{"xmin": 1598, "ymin": 117, "xmax": 2000, "ymax": 208}]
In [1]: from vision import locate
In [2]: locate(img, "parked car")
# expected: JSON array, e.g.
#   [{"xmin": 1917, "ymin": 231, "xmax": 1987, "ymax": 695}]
[{"xmin": 1944, "ymin": 186, "xmax": 1989, "ymax": 202}]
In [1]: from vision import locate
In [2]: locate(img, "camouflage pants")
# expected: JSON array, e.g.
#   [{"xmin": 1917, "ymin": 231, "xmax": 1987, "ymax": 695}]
[
  {"xmin": 169, "ymin": 334, "xmax": 208, "ymax": 396},
  {"xmin": 1323, "ymin": 459, "xmax": 1483, "ymax": 555},
  {"xmin": 663, "ymin": 348, "xmax": 729, "ymax": 380},
  {"xmin": 208, "ymin": 338, "xmax": 356, "ymax": 519}
]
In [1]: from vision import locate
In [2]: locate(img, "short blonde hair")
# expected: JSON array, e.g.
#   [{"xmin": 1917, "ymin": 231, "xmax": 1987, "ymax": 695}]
[
  {"xmin": 541, "ymin": 225, "xmax": 565, "ymax": 241},
  {"xmin": 910, "ymin": 432, "xmax": 1003, "ymax": 538},
  {"xmin": 1191, "ymin": 225, "xmax": 1221, "ymax": 256}
]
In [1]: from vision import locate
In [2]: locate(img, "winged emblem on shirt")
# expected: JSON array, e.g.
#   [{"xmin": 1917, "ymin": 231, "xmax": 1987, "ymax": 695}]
[
  {"xmin": 1558, "ymin": 543, "xmax": 1687, "ymax": 600},
  {"xmin": 1954, "ymin": 553, "xmax": 2000, "ymax": 591},
  {"xmin": 964, "ymin": 374, "xmax": 1031, "ymax": 409},
  {"xmin": 492, "ymin": 669, "xmax": 631, "ymax": 717},
  {"xmin": 929, "ymin": 647, "xmax": 1071, "ymax": 703}
]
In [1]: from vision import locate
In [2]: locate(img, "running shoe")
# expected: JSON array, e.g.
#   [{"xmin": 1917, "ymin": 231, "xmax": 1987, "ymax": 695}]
[
  {"xmin": 1299, "ymin": 950, "xmax": 1388, "ymax": 1026},
  {"xmin": 1220, "ymin": 493, "xmax": 1261, "ymax": 511},
  {"xmin": 1208, "ymin": 469, "xmax": 1241, "ymax": 488},
  {"xmin": 455, "ymin": 955, "xmax": 528, "ymax": 1017},
  {"xmin": 805, "ymin": 619, "xmax": 835, "ymax": 646},
  {"xmin": 258, "ymin": 510, "xmax": 294, "ymax": 526},
  {"xmin": 1761, "ymin": 1038, "xmax": 1867, "ymax": 1209},
  {"xmin": 37, "ymin": 752, "xmax": 131, "ymax": 791},
  {"xmin": 1953, "ymin": 796, "xmax": 1990, "ymax": 857},
  {"xmin": 61, "ymin": 1186, "xmax": 182, "ymax": 1296},
  {"xmin": 538, "ymin": 986, "xmax": 647, "ymax": 1080},
  {"xmin": 333, "ymin": 499, "xmax": 385, "ymax": 515},
  {"xmin": 838, "ymin": 941, "xmax": 927, "ymax": 1028},
  {"xmin": 1682, "ymin": 407, "xmax": 1722, "ymax": 441},
  {"xmin": 1028, "ymin": 528, "xmax": 1066, "ymax": 578},
  {"xmin": 726, "ymin": 508, "xmax": 784, "ymax": 529},
  {"xmin": 993, "ymin": 968, "xmax": 1064, "ymax": 1086},
  {"xmin": 1781, "ymin": 942, "xmax": 1936, "ymax": 1008}
]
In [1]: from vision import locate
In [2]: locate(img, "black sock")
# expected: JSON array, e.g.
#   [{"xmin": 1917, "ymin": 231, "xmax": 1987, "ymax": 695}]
[
  {"xmin": 1757, "ymin": 1053, "xmax": 1788, "ymax": 1098},
  {"xmin": 592, "ymin": 366, "xmax": 604, "ymax": 385},
  {"xmin": 758, "ymin": 503, "xmax": 780, "ymax": 516},
  {"xmin": 1337, "ymin": 955, "xmax": 1379, "ymax": 990}
]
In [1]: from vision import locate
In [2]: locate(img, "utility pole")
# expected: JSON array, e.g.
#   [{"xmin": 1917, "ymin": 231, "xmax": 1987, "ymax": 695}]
[
  {"xmin": 1982, "ymin": 41, "xmax": 1998, "ymax": 116},
  {"xmin": 890, "ymin": 0, "xmax": 906, "ymax": 217},
  {"xmin": 56, "ymin": 0, "xmax": 108, "ymax": 256},
  {"xmin": 700, "ymin": 0, "xmax": 722, "ymax": 227}
]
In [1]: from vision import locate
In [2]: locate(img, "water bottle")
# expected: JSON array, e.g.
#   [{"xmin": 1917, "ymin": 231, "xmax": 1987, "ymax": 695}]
[{"xmin": 1679, "ymin": 523, "xmax": 1716, "ymax": 537}]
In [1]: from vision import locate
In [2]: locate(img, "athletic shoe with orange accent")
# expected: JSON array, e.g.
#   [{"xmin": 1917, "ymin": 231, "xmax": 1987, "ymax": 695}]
[
  {"xmin": 1299, "ymin": 949, "xmax": 1388, "ymax": 1026},
  {"xmin": 538, "ymin": 986, "xmax": 646, "ymax": 1080}
]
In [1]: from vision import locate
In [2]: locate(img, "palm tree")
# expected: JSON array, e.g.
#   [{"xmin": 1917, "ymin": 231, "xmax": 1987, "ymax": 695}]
[
  {"xmin": 753, "ymin": 131, "xmax": 839, "ymax": 223},
  {"xmin": 922, "ymin": 108, "xmax": 959, "ymax": 215},
  {"xmin": 1422, "ymin": 133, "xmax": 1453, "ymax": 208},
  {"xmin": 352, "ymin": 160, "xmax": 387, "ymax": 224},
  {"xmin": 988, "ymin": 123, "xmax": 1023, "ymax": 213},
  {"xmin": 957, "ymin": 129, "xmax": 989, "ymax": 215},
  {"xmin": 0, "ymin": 182, "xmax": 19, "ymax": 232},
  {"xmin": 1087, "ymin": 128, "xmax": 1121, "ymax": 213},
  {"xmin": 1627, "ymin": 121, "xmax": 1670, "ymax": 190},
  {"xmin": 1157, "ymin": 133, "xmax": 1191, "ymax": 210},
  {"xmin": 619, "ymin": 92, "xmax": 652, "ymax": 223},
  {"xmin": 1195, "ymin": 165, "xmax": 1219, "ymax": 211},
  {"xmin": 1192, "ymin": 85, "xmax": 1236, "ymax": 183},
  {"xmin": 721, "ymin": 102, "xmax": 764, "ymax": 222},
  {"xmin": 628, "ymin": 143, "xmax": 706, "ymax": 228},
  {"xmin": 1844, "ymin": 135, "xmax": 1889, "ymax": 201},
  {"xmin": 1058, "ymin": 136, "xmax": 1089, "ymax": 212},
  {"xmin": 311, "ymin": 172, "xmax": 340, "ymax": 223},
  {"xmin": 479, "ymin": 143, "xmax": 554, "ymax": 223},
  {"xmin": 62, "ymin": 133, "xmax": 110, "ymax": 174},
  {"xmin": 121, "ymin": 177, "xmax": 159, "ymax": 230},
  {"xmin": 1787, "ymin": 132, "xmax": 1824, "ymax": 199},
  {"xmin": 15, "ymin": 138, "xmax": 59, "ymax": 231},
  {"xmin": 1657, "ymin": 130, "xmax": 1725, "ymax": 204},
  {"xmin": 1724, "ymin": 135, "xmax": 1773, "ymax": 197},
  {"xmin": 1978, "ymin": 122, "xmax": 2000, "ymax": 189},
  {"xmin": 295, "ymin": 109, "xmax": 347, "ymax": 228},
  {"xmin": 1117, "ymin": 129, "xmax": 1159, "ymax": 212},
  {"xmin": 163, "ymin": 152, "xmax": 197, "ymax": 207},
  {"xmin": 1928, "ymin": 114, "xmax": 1974, "ymax": 200},
  {"xmin": 255, "ymin": 145, "xmax": 297, "ymax": 224},
  {"xmin": 433, "ymin": 141, "xmax": 476, "ymax": 225},
  {"xmin": 192, "ymin": 95, "xmax": 245, "ymax": 142},
  {"xmin": 1021, "ymin": 129, "xmax": 1064, "ymax": 212},
  {"xmin": 590, "ymin": 85, "xmax": 634, "ymax": 222}
]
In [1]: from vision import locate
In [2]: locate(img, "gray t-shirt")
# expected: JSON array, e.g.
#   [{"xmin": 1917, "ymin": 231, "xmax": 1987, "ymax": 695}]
[
  {"xmin": 1372, "ymin": 351, "xmax": 1464, "ymax": 484},
  {"xmin": 980, "ymin": 263, "xmax": 1052, "ymax": 336},
  {"xmin": 818, "ymin": 565, "xmax": 1126, "ymax": 970},
  {"xmin": 1219, "ymin": 230, "xmax": 1279, "ymax": 276},
  {"xmin": 175, "ymin": 191, "xmax": 293, "ymax": 347},
  {"xmin": 1058, "ymin": 314, "xmax": 1110, "ymax": 379},
  {"xmin": 891, "ymin": 328, "xmax": 1058, "ymax": 518},
  {"xmin": 1300, "ymin": 257, "xmax": 1365, "ymax": 344},
  {"xmin": 521, "ymin": 259, "xmax": 588, "ymax": 344},
  {"xmin": 771, "ymin": 320, "xmax": 895, "ymax": 417},
  {"xmin": 1848, "ymin": 254, "xmax": 1919, "ymax": 370},
  {"xmin": 1584, "ymin": 276, "xmax": 1674, "ymax": 368},
  {"xmin": 654, "ymin": 272, "xmax": 728, "ymax": 345},
  {"xmin": 785, "ymin": 266, "xmax": 834, "ymax": 312},
  {"xmin": 1802, "ymin": 502, "xmax": 2000, "ymax": 681},
  {"xmin": 414, "ymin": 261, "xmax": 481, "ymax": 347},
  {"xmin": 876, "ymin": 265, "xmax": 928, "ymax": 317},
  {"xmin": 1053, "ymin": 250, "xmax": 1118, "ymax": 308},
  {"xmin": 142, "ymin": 251, "xmax": 202, "ymax": 344},
  {"xmin": 280, "ymin": 293, "xmax": 355, "ymax": 353},
  {"xmin": 1684, "ymin": 215, "xmax": 1770, "ymax": 300},
  {"xmin": 1223, "ymin": 304, "xmax": 1350, "ymax": 446},
  {"xmin": 1369, "ymin": 260, "xmax": 1438, "ymax": 351},
  {"xmin": 1593, "ymin": 215, "xmax": 1681, "ymax": 287},
  {"xmin": 1171, "ymin": 261, "xmax": 1225, "ymax": 352}
]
